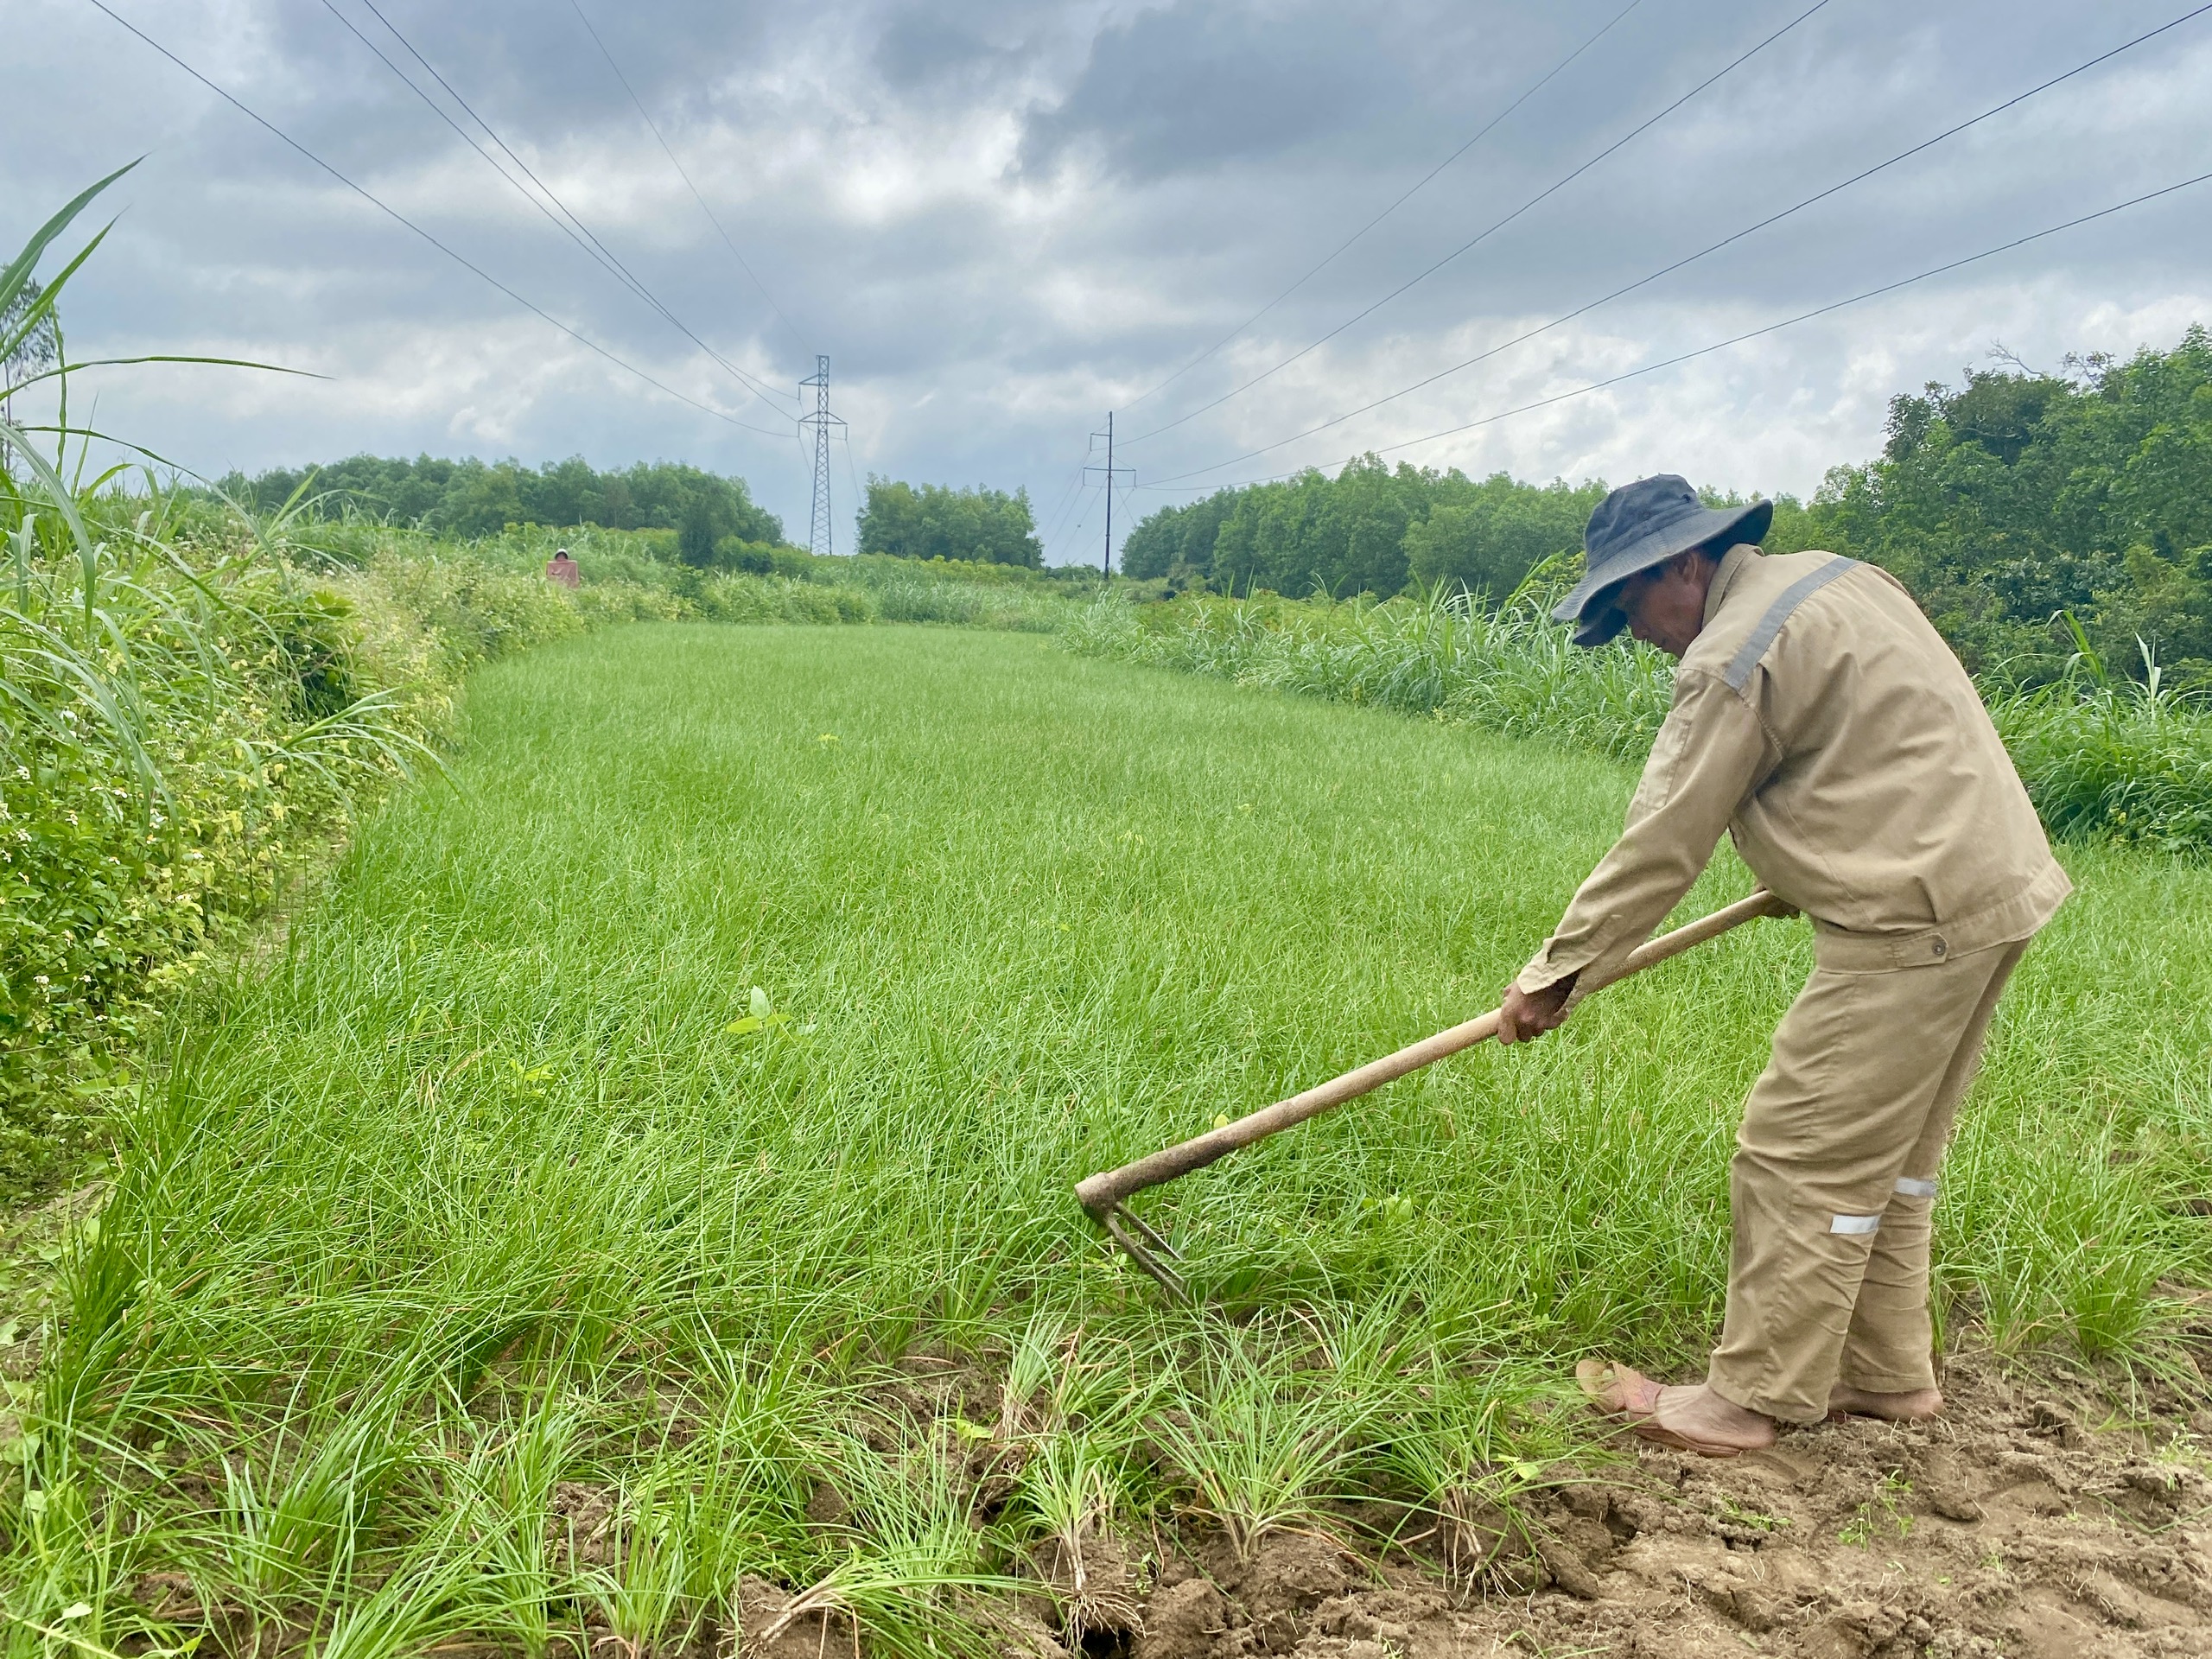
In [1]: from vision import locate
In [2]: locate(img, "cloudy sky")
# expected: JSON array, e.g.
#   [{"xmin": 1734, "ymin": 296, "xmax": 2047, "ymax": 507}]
[{"xmin": 8, "ymin": 0, "xmax": 2212, "ymax": 559}]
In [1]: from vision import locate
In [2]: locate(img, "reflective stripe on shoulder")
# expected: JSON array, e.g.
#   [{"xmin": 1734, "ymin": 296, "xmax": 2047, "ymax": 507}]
[
  {"xmin": 1721, "ymin": 556, "xmax": 1860, "ymax": 692},
  {"xmin": 1894, "ymin": 1176, "xmax": 1938, "ymax": 1199},
  {"xmin": 1829, "ymin": 1213, "xmax": 1882, "ymax": 1236}
]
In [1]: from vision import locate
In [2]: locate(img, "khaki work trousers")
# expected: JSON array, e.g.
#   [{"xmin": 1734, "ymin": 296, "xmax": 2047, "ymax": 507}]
[{"xmin": 1706, "ymin": 937, "xmax": 2030, "ymax": 1424}]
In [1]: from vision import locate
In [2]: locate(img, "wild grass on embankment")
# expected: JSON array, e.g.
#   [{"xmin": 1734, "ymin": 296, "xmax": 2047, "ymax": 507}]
[
  {"xmin": 6, "ymin": 625, "xmax": 2209, "ymax": 1652},
  {"xmin": 1066, "ymin": 580, "xmax": 2212, "ymax": 853}
]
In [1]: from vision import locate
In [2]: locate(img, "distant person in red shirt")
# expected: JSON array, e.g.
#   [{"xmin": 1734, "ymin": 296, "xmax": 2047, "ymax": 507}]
[{"xmin": 545, "ymin": 548, "xmax": 581, "ymax": 588}]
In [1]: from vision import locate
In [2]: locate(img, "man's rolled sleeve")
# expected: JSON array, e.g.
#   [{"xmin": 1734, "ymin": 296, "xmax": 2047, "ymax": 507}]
[{"xmin": 1515, "ymin": 670, "xmax": 1775, "ymax": 999}]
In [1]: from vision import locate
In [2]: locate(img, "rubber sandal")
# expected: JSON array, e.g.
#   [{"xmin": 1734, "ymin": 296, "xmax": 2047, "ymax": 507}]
[
  {"xmin": 1575, "ymin": 1358, "xmax": 1662, "ymax": 1418},
  {"xmin": 1630, "ymin": 1417, "xmax": 1745, "ymax": 1459}
]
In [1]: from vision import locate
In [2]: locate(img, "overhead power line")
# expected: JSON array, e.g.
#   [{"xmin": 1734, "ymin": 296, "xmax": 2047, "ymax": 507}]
[
  {"xmin": 1122, "ymin": 0, "xmax": 1647, "ymax": 415},
  {"xmin": 836, "ymin": 427, "xmax": 867, "ymax": 541},
  {"xmin": 86, "ymin": 0, "xmax": 795, "ymax": 442},
  {"xmin": 1123, "ymin": 0, "xmax": 1837, "ymax": 448},
  {"xmin": 361, "ymin": 0, "xmax": 795, "ymax": 412},
  {"xmin": 1135, "ymin": 166, "xmax": 2212, "ymax": 496},
  {"xmin": 569, "ymin": 0, "xmax": 809, "ymax": 359},
  {"xmin": 1060, "ymin": 482, "xmax": 1103, "ymax": 564},
  {"xmin": 321, "ymin": 0, "xmax": 797, "ymax": 418},
  {"xmin": 1034, "ymin": 461, "xmax": 1090, "ymax": 553},
  {"xmin": 1140, "ymin": 0, "xmax": 2212, "ymax": 490}
]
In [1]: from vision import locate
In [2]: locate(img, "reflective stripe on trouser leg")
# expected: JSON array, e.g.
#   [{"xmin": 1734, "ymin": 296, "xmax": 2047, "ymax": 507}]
[
  {"xmin": 1707, "ymin": 940, "xmax": 2031, "ymax": 1423},
  {"xmin": 1840, "ymin": 1183, "xmax": 1936, "ymax": 1391}
]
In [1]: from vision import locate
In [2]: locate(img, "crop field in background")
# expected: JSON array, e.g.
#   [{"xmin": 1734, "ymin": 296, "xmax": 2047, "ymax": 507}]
[{"xmin": 9, "ymin": 624, "xmax": 2212, "ymax": 1652}]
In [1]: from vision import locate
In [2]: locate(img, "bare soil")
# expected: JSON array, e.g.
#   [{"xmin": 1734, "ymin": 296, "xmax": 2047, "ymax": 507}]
[{"xmin": 1056, "ymin": 1353, "xmax": 2212, "ymax": 1659}]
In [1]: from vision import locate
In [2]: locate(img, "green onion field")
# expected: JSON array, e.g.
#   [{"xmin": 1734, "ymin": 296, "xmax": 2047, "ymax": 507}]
[{"xmin": 11, "ymin": 622, "xmax": 2212, "ymax": 1650}]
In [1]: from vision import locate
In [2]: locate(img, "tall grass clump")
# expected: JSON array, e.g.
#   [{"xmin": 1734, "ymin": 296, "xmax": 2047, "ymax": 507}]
[
  {"xmin": 1990, "ymin": 628, "xmax": 2212, "ymax": 855},
  {"xmin": 1066, "ymin": 568, "xmax": 1672, "ymax": 766},
  {"xmin": 0, "ymin": 448, "xmax": 458, "ymax": 1199}
]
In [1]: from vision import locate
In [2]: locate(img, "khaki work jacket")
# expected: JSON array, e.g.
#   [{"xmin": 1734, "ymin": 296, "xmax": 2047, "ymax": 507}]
[{"xmin": 1516, "ymin": 544, "xmax": 2069, "ymax": 997}]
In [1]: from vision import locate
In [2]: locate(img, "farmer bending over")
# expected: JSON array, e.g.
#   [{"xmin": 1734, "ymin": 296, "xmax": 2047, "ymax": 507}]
[{"xmin": 1498, "ymin": 474, "xmax": 2068, "ymax": 1458}]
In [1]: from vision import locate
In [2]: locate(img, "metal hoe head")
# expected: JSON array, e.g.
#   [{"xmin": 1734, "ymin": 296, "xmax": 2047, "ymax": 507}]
[{"xmin": 1088, "ymin": 1199, "xmax": 1189, "ymax": 1301}]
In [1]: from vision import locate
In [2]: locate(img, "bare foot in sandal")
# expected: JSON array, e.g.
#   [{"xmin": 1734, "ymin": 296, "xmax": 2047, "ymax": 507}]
[
  {"xmin": 1828, "ymin": 1382, "xmax": 1942, "ymax": 1422},
  {"xmin": 1577, "ymin": 1362, "xmax": 1776, "ymax": 1458},
  {"xmin": 1649, "ymin": 1383, "xmax": 1777, "ymax": 1455}
]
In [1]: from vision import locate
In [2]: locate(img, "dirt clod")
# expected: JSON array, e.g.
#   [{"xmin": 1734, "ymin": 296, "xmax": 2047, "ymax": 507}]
[
  {"xmin": 547, "ymin": 1478, "xmax": 618, "ymax": 1568},
  {"xmin": 1231, "ymin": 1534, "xmax": 1353, "ymax": 1653},
  {"xmin": 1033, "ymin": 1524, "xmax": 1143, "ymax": 1644},
  {"xmin": 1133, "ymin": 1578, "xmax": 1226, "ymax": 1659}
]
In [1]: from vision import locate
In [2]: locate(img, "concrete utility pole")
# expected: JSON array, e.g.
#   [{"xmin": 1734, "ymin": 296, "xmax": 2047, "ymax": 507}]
[
  {"xmin": 1085, "ymin": 412, "xmax": 1133, "ymax": 578},
  {"xmin": 799, "ymin": 355, "xmax": 845, "ymax": 556}
]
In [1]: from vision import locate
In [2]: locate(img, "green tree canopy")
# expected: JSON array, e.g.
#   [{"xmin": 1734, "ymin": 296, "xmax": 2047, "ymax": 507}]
[
  {"xmin": 1125, "ymin": 457, "xmax": 1598, "ymax": 600},
  {"xmin": 857, "ymin": 479, "xmax": 1043, "ymax": 567},
  {"xmin": 1808, "ymin": 326, "xmax": 2212, "ymax": 683},
  {"xmin": 1122, "ymin": 327, "xmax": 2212, "ymax": 686}
]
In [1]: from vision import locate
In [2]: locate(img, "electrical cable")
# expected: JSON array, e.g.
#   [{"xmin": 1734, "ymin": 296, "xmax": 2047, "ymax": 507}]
[
  {"xmin": 1132, "ymin": 164, "xmax": 2212, "ymax": 495},
  {"xmin": 1138, "ymin": 0, "xmax": 2212, "ymax": 490},
  {"xmin": 569, "ymin": 0, "xmax": 810, "ymax": 359},
  {"xmin": 1058, "ymin": 482, "xmax": 1101, "ymax": 566},
  {"xmin": 345, "ymin": 0, "xmax": 796, "ymax": 413},
  {"xmin": 837, "ymin": 427, "xmax": 867, "ymax": 531},
  {"xmin": 1109, "ymin": 477, "xmax": 1141, "ymax": 574},
  {"xmin": 1035, "ymin": 461, "xmax": 1089, "ymax": 550},
  {"xmin": 321, "ymin": 0, "xmax": 798, "ymax": 418},
  {"xmin": 1123, "ymin": 0, "xmax": 1646, "ymax": 415},
  {"xmin": 1123, "ymin": 0, "xmax": 1836, "ymax": 448},
  {"xmin": 85, "ymin": 0, "xmax": 796, "ymax": 442}
]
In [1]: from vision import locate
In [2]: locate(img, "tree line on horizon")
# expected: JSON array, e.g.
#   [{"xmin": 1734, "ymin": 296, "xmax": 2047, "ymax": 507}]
[
  {"xmin": 1122, "ymin": 326, "xmax": 2212, "ymax": 686},
  {"xmin": 217, "ymin": 326, "xmax": 2210, "ymax": 684},
  {"xmin": 218, "ymin": 454, "xmax": 787, "ymax": 565},
  {"xmin": 220, "ymin": 457, "xmax": 1053, "ymax": 572}
]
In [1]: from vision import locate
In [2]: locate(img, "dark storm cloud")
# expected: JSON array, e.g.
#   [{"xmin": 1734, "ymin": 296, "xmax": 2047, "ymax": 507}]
[
  {"xmin": 5, "ymin": 0, "xmax": 2211, "ymax": 554},
  {"xmin": 874, "ymin": 10, "xmax": 1029, "ymax": 95},
  {"xmin": 1016, "ymin": 0, "xmax": 1413, "ymax": 179}
]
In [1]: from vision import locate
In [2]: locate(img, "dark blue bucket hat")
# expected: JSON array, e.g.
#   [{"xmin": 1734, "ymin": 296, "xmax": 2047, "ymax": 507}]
[{"xmin": 1554, "ymin": 474, "xmax": 1774, "ymax": 646}]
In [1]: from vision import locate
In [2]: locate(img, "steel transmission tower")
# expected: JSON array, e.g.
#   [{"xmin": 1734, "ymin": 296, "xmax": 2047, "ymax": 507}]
[{"xmin": 798, "ymin": 355, "xmax": 845, "ymax": 555}]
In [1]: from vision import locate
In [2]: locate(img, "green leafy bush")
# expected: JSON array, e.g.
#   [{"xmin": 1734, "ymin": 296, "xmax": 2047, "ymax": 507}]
[
  {"xmin": 353, "ymin": 549, "xmax": 586, "ymax": 671},
  {"xmin": 0, "ymin": 505, "xmax": 440, "ymax": 1194}
]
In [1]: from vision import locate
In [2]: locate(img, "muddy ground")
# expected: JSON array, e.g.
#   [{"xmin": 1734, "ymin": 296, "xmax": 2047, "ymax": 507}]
[
  {"xmin": 747, "ymin": 1351, "xmax": 2212, "ymax": 1659},
  {"xmin": 1147, "ymin": 1357, "xmax": 2210, "ymax": 1659}
]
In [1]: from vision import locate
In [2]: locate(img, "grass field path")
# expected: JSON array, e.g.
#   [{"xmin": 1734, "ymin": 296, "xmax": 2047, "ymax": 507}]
[{"xmin": 10, "ymin": 623, "xmax": 2210, "ymax": 1649}]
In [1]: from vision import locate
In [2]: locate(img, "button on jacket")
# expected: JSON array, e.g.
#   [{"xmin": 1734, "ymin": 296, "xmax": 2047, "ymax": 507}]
[{"xmin": 1516, "ymin": 543, "xmax": 2069, "ymax": 998}]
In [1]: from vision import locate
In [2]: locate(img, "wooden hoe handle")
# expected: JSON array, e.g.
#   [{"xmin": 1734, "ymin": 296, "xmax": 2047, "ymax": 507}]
[{"xmin": 1075, "ymin": 888, "xmax": 1793, "ymax": 1221}]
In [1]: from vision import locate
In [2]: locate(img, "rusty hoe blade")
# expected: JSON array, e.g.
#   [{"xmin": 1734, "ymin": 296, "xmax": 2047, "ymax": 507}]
[{"xmin": 1073, "ymin": 889, "xmax": 1793, "ymax": 1300}]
